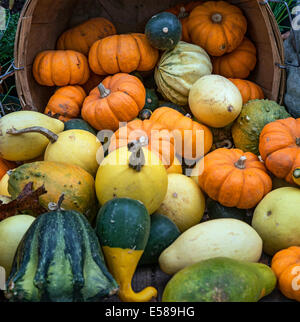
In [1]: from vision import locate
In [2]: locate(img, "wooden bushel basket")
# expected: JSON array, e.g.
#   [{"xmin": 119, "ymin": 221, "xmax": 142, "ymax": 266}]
[{"xmin": 14, "ymin": 0, "xmax": 285, "ymax": 112}]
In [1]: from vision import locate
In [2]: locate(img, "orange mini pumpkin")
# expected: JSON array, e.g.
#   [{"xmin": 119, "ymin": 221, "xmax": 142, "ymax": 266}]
[
  {"xmin": 150, "ymin": 107, "xmax": 213, "ymax": 160},
  {"xmin": 81, "ymin": 73, "xmax": 146, "ymax": 131},
  {"xmin": 109, "ymin": 119, "xmax": 175, "ymax": 168},
  {"xmin": 212, "ymin": 38, "xmax": 257, "ymax": 79},
  {"xmin": 188, "ymin": 1, "xmax": 247, "ymax": 56},
  {"xmin": 166, "ymin": 1, "xmax": 202, "ymax": 42},
  {"xmin": 88, "ymin": 33, "xmax": 159, "ymax": 76},
  {"xmin": 197, "ymin": 148, "xmax": 272, "ymax": 209},
  {"xmin": 229, "ymin": 79, "xmax": 264, "ymax": 104},
  {"xmin": 44, "ymin": 86, "xmax": 86, "ymax": 122},
  {"xmin": 33, "ymin": 50, "xmax": 90, "ymax": 87},
  {"xmin": 271, "ymin": 246, "xmax": 300, "ymax": 302},
  {"xmin": 259, "ymin": 117, "xmax": 300, "ymax": 184},
  {"xmin": 57, "ymin": 17, "xmax": 117, "ymax": 56}
]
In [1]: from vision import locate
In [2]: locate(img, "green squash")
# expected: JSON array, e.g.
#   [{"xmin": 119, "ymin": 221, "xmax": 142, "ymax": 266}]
[
  {"xmin": 8, "ymin": 161, "xmax": 97, "ymax": 222},
  {"xmin": 155, "ymin": 41, "xmax": 212, "ymax": 105},
  {"xmin": 144, "ymin": 88, "xmax": 159, "ymax": 111},
  {"xmin": 5, "ymin": 208, "xmax": 118, "ymax": 302},
  {"xmin": 207, "ymin": 198, "xmax": 252, "ymax": 224},
  {"xmin": 64, "ymin": 119, "xmax": 96, "ymax": 135},
  {"xmin": 95, "ymin": 198, "xmax": 157, "ymax": 302},
  {"xmin": 145, "ymin": 12, "xmax": 182, "ymax": 50},
  {"xmin": 162, "ymin": 257, "xmax": 276, "ymax": 302},
  {"xmin": 140, "ymin": 213, "xmax": 180, "ymax": 265},
  {"xmin": 232, "ymin": 99, "xmax": 290, "ymax": 155}
]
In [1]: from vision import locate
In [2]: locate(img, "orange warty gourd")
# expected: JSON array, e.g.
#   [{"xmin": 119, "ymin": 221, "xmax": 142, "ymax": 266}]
[
  {"xmin": 259, "ymin": 117, "xmax": 300, "ymax": 184},
  {"xmin": 0, "ymin": 158, "xmax": 16, "ymax": 180},
  {"xmin": 166, "ymin": 1, "xmax": 202, "ymax": 42},
  {"xmin": 212, "ymin": 38, "xmax": 257, "ymax": 79},
  {"xmin": 82, "ymin": 72, "xmax": 105, "ymax": 94},
  {"xmin": 33, "ymin": 50, "xmax": 90, "ymax": 86},
  {"xmin": 44, "ymin": 86, "xmax": 86, "ymax": 122},
  {"xmin": 109, "ymin": 119, "xmax": 175, "ymax": 169},
  {"xmin": 88, "ymin": 34, "xmax": 159, "ymax": 75},
  {"xmin": 57, "ymin": 17, "xmax": 117, "ymax": 56},
  {"xmin": 150, "ymin": 107, "xmax": 213, "ymax": 160},
  {"xmin": 197, "ymin": 148, "xmax": 272, "ymax": 209},
  {"xmin": 229, "ymin": 79, "xmax": 264, "ymax": 104},
  {"xmin": 81, "ymin": 73, "xmax": 146, "ymax": 131},
  {"xmin": 187, "ymin": 1, "xmax": 247, "ymax": 56},
  {"xmin": 271, "ymin": 246, "xmax": 300, "ymax": 302}
]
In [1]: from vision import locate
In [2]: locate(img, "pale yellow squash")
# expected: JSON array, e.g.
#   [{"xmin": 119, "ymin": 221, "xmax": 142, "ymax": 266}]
[
  {"xmin": 157, "ymin": 174, "xmax": 205, "ymax": 232},
  {"xmin": 189, "ymin": 75, "xmax": 243, "ymax": 128},
  {"xmin": 0, "ymin": 172, "xmax": 10, "ymax": 196},
  {"xmin": 0, "ymin": 215, "xmax": 36, "ymax": 275},
  {"xmin": 95, "ymin": 145, "xmax": 168, "ymax": 214},
  {"xmin": 0, "ymin": 111, "xmax": 64, "ymax": 161},
  {"xmin": 44, "ymin": 130, "xmax": 103, "ymax": 176},
  {"xmin": 159, "ymin": 218, "xmax": 263, "ymax": 275}
]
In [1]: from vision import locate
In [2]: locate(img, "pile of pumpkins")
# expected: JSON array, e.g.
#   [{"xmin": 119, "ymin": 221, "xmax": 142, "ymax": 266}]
[{"xmin": 0, "ymin": 1, "xmax": 300, "ymax": 302}]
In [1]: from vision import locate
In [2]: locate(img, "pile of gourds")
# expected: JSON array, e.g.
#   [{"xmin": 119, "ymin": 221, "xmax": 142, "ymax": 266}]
[{"xmin": 0, "ymin": 1, "xmax": 300, "ymax": 303}]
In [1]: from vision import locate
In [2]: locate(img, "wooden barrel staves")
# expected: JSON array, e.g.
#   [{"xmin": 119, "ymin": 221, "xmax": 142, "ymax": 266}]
[{"xmin": 14, "ymin": 0, "xmax": 285, "ymax": 111}]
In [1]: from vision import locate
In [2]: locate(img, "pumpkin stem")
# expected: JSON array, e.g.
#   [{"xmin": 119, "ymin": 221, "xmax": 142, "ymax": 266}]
[
  {"xmin": 48, "ymin": 194, "xmax": 65, "ymax": 211},
  {"xmin": 98, "ymin": 83, "xmax": 111, "ymax": 98},
  {"xmin": 296, "ymin": 137, "xmax": 300, "ymax": 146},
  {"xmin": 178, "ymin": 7, "xmax": 189, "ymax": 19},
  {"xmin": 128, "ymin": 136, "xmax": 149, "ymax": 172},
  {"xmin": 6, "ymin": 126, "xmax": 58, "ymax": 143},
  {"xmin": 211, "ymin": 13, "xmax": 223, "ymax": 23},
  {"xmin": 235, "ymin": 156, "xmax": 247, "ymax": 169}
]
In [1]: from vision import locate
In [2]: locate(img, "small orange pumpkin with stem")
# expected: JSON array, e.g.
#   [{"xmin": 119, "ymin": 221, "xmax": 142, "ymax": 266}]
[
  {"xmin": 197, "ymin": 148, "xmax": 272, "ymax": 209},
  {"xmin": 271, "ymin": 246, "xmax": 300, "ymax": 302},
  {"xmin": 81, "ymin": 73, "xmax": 146, "ymax": 131},
  {"xmin": 188, "ymin": 1, "xmax": 247, "ymax": 56},
  {"xmin": 44, "ymin": 85, "xmax": 86, "ymax": 122}
]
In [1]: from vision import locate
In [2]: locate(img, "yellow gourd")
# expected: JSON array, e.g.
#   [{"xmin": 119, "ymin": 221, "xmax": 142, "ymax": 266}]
[
  {"xmin": 95, "ymin": 137, "xmax": 168, "ymax": 214},
  {"xmin": 157, "ymin": 174, "xmax": 205, "ymax": 232},
  {"xmin": 0, "ymin": 172, "xmax": 10, "ymax": 196},
  {"xmin": 0, "ymin": 111, "xmax": 64, "ymax": 161},
  {"xmin": 44, "ymin": 130, "xmax": 103, "ymax": 176}
]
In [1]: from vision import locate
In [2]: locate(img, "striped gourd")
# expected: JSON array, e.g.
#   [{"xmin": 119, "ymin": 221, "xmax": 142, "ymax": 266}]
[
  {"xmin": 154, "ymin": 41, "xmax": 212, "ymax": 106},
  {"xmin": 5, "ymin": 208, "xmax": 118, "ymax": 302}
]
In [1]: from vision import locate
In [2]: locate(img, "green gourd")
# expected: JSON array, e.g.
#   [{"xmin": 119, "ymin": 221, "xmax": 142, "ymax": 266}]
[
  {"xmin": 64, "ymin": 118, "xmax": 96, "ymax": 135},
  {"xmin": 5, "ymin": 205, "xmax": 118, "ymax": 302},
  {"xmin": 232, "ymin": 99, "xmax": 290, "ymax": 155},
  {"xmin": 162, "ymin": 257, "xmax": 276, "ymax": 302},
  {"xmin": 145, "ymin": 12, "xmax": 182, "ymax": 50},
  {"xmin": 140, "ymin": 213, "xmax": 181, "ymax": 265}
]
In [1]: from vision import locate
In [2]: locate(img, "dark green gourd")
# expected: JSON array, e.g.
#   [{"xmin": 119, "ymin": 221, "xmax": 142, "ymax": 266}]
[
  {"xmin": 5, "ymin": 206, "xmax": 118, "ymax": 302},
  {"xmin": 140, "ymin": 213, "xmax": 181, "ymax": 265},
  {"xmin": 145, "ymin": 12, "xmax": 182, "ymax": 50},
  {"xmin": 64, "ymin": 118, "xmax": 96, "ymax": 135}
]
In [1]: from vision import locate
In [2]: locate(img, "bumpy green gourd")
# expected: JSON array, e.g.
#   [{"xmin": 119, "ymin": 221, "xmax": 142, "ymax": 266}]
[
  {"xmin": 5, "ymin": 208, "xmax": 118, "ymax": 302},
  {"xmin": 162, "ymin": 257, "xmax": 276, "ymax": 302},
  {"xmin": 232, "ymin": 99, "xmax": 290, "ymax": 155}
]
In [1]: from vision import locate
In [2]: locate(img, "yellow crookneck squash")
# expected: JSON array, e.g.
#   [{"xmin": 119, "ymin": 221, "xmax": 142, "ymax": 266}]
[{"xmin": 95, "ymin": 198, "xmax": 157, "ymax": 302}]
